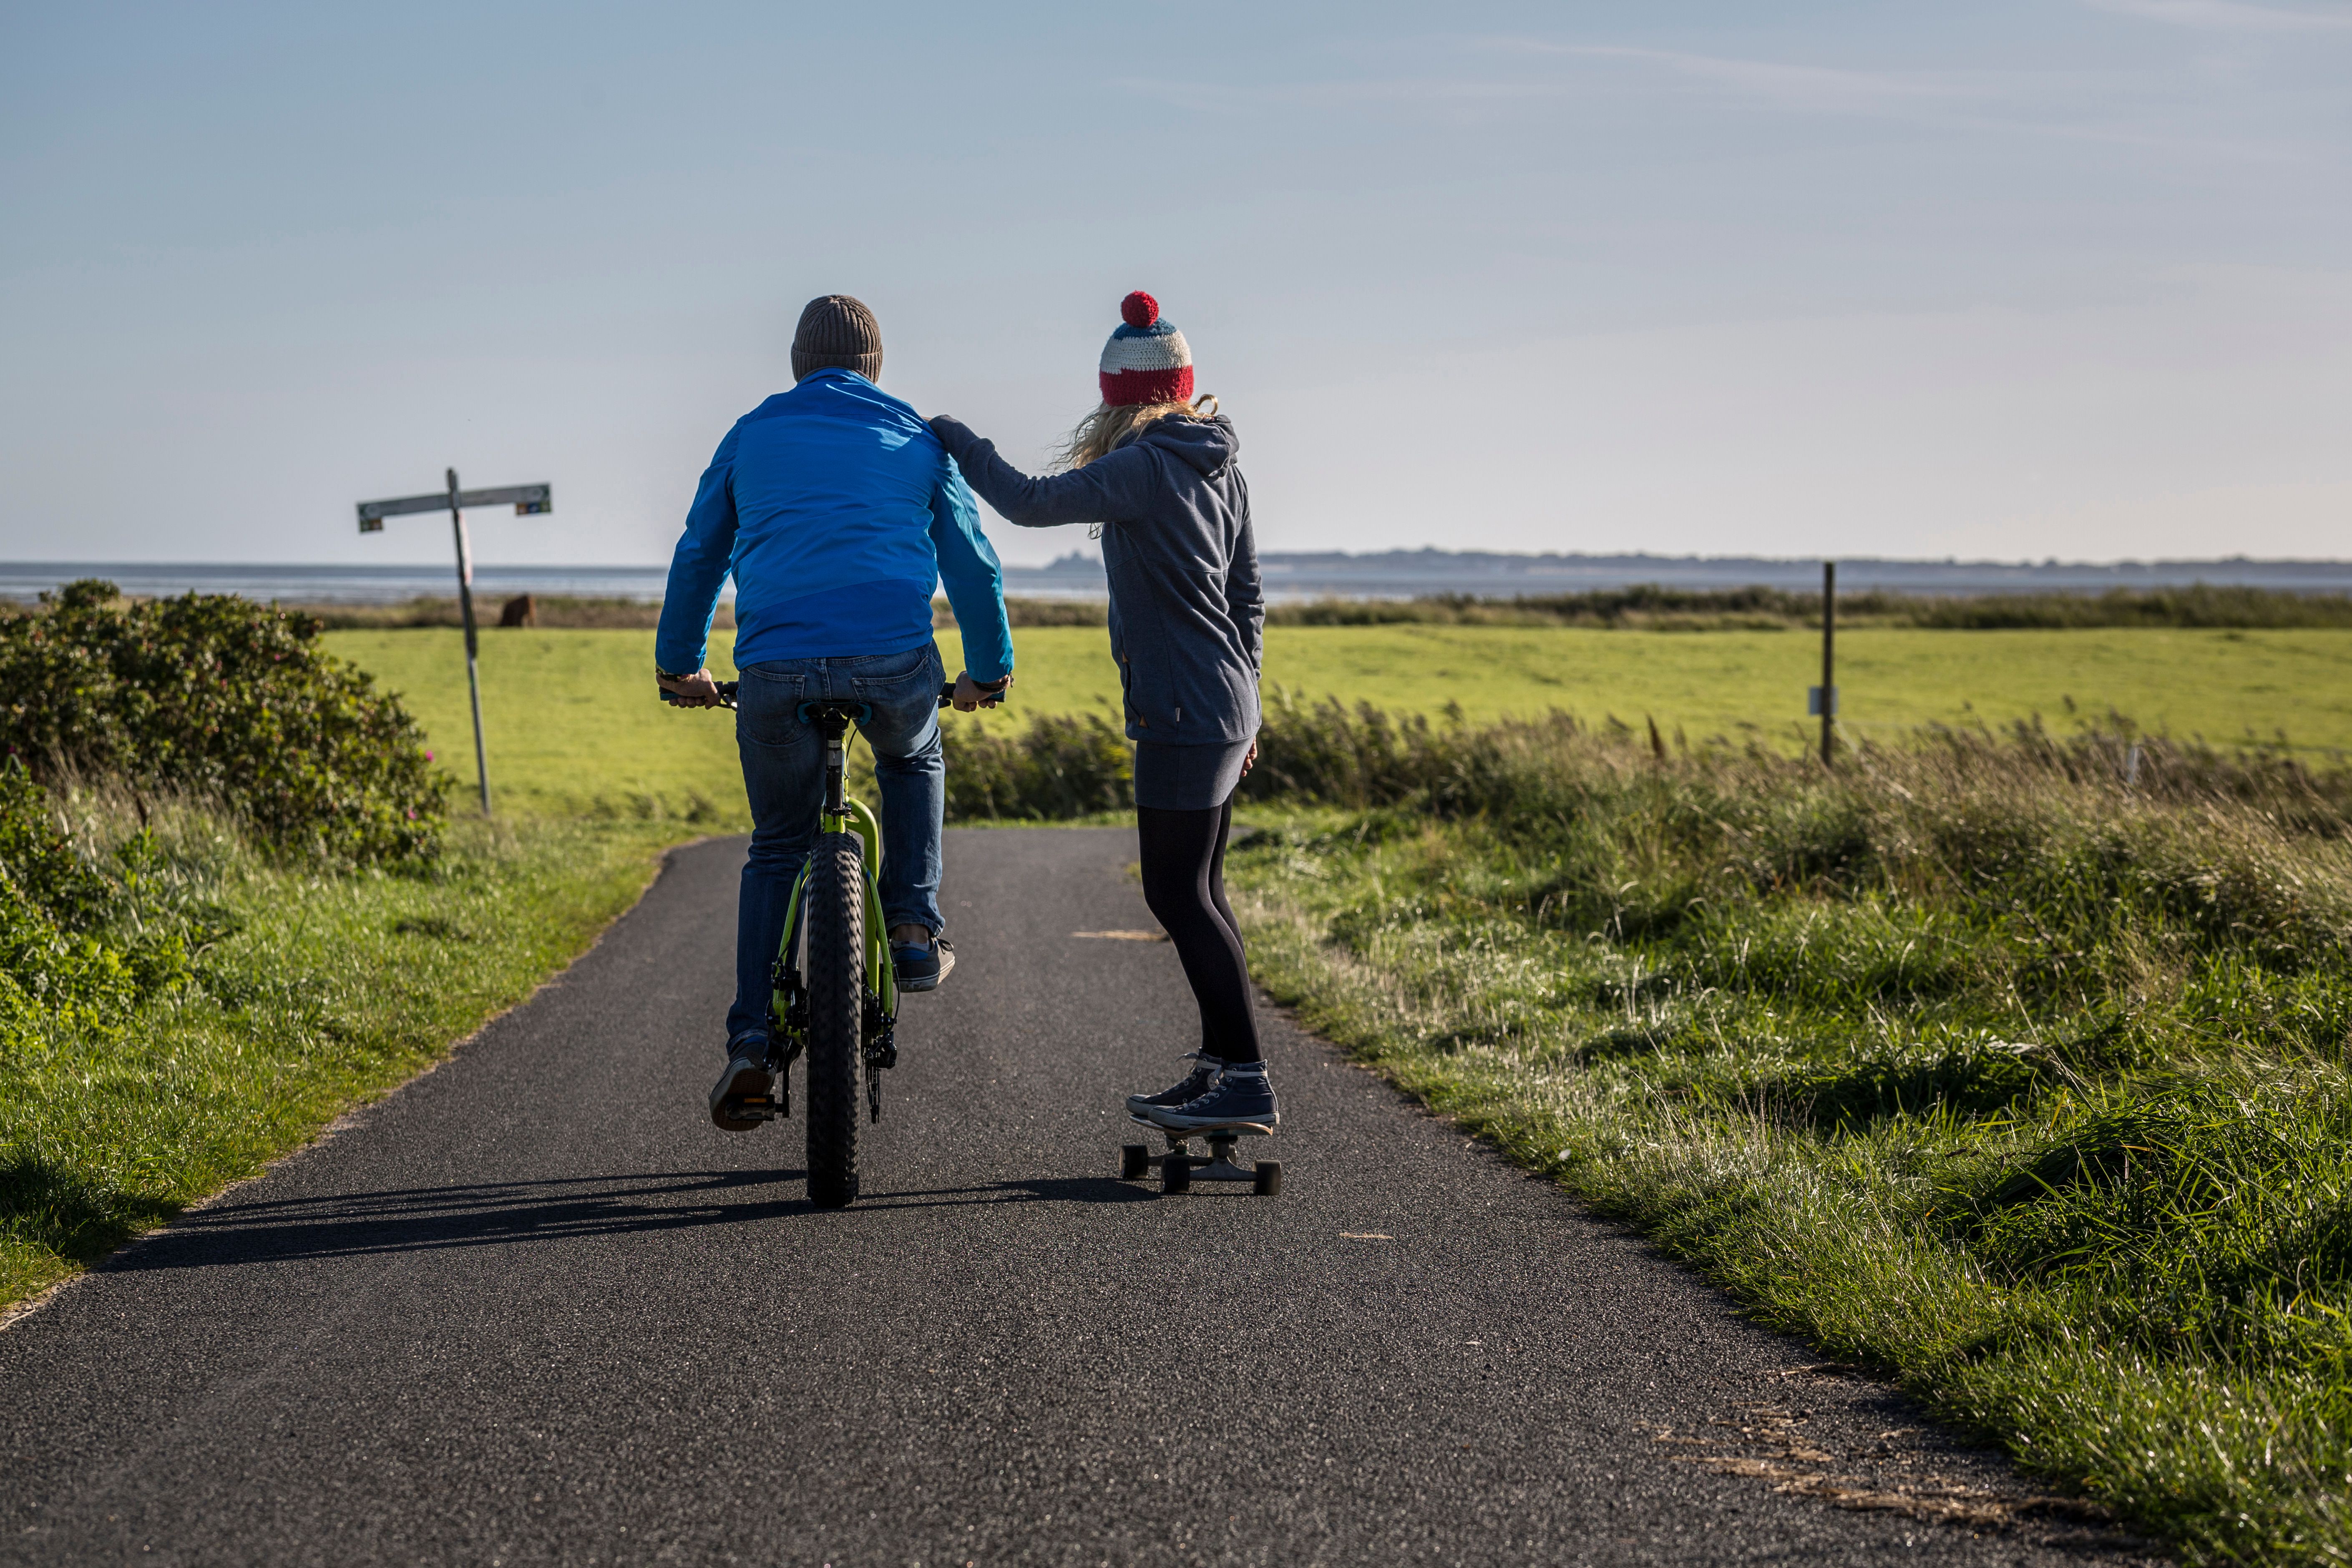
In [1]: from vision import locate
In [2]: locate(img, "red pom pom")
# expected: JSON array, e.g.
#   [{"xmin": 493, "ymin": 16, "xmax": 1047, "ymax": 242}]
[{"xmin": 1121, "ymin": 291, "xmax": 1159, "ymax": 329}]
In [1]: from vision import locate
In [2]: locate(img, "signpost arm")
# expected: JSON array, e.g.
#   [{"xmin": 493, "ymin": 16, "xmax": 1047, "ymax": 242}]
[
  {"xmin": 1821, "ymin": 560, "xmax": 1836, "ymax": 768},
  {"xmin": 449, "ymin": 466, "xmax": 492, "ymax": 815}
]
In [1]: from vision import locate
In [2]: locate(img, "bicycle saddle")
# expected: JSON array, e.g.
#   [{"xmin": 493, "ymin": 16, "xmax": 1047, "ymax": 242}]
[{"xmin": 796, "ymin": 698, "xmax": 874, "ymax": 726}]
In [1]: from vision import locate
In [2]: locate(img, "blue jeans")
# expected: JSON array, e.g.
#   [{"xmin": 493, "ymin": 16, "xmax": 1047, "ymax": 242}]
[{"xmin": 727, "ymin": 642, "xmax": 947, "ymax": 1049}]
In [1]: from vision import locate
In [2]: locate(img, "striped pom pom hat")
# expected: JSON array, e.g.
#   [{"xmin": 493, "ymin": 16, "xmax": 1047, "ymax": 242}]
[{"xmin": 1098, "ymin": 291, "xmax": 1193, "ymax": 407}]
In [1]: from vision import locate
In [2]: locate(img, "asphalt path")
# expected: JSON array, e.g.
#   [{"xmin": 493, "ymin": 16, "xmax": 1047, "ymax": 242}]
[{"xmin": 1, "ymin": 829, "xmax": 2159, "ymax": 1566}]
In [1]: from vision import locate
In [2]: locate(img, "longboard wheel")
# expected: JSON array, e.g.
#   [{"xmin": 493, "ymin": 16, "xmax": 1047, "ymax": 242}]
[
  {"xmin": 1120, "ymin": 1143, "xmax": 1150, "ymax": 1180},
  {"xmin": 1253, "ymin": 1160, "xmax": 1283, "ymax": 1197},
  {"xmin": 1162, "ymin": 1155, "xmax": 1192, "ymax": 1195}
]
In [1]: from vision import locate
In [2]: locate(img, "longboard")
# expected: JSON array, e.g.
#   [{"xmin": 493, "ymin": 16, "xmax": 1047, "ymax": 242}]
[
  {"xmin": 1119, "ymin": 1118, "xmax": 1282, "ymax": 1195},
  {"xmin": 1127, "ymin": 1113, "xmax": 1275, "ymax": 1137}
]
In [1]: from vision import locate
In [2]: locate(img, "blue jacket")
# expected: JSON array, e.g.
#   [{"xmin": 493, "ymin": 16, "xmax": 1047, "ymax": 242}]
[
  {"xmin": 929, "ymin": 413, "xmax": 1261, "ymax": 744},
  {"xmin": 656, "ymin": 370, "xmax": 1015, "ymax": 682}
]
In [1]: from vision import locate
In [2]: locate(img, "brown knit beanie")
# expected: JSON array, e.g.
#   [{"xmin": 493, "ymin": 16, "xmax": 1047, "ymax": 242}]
[{"xmin": 791, "ymin": 294, "xmax": 883, "ymax": 383}]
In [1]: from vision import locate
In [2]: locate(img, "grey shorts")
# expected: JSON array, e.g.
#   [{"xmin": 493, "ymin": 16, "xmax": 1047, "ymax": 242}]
[{"xmin": 1132, "ymin": 739, "xmax": 1253, "ymax": 812}]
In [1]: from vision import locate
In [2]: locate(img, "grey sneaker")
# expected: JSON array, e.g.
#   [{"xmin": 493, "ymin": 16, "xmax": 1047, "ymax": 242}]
[
  {"xmin": 894, "ymin": 936, "xmax": 954, "ymax": 993},
  {"xmin": 1125, "ymin": 1052, "xmax": 1224, "ymax": 1117},
  {"xmin": 1144, "ymin": 1062, "xmax": 1279, "ymax": 1130},
  {"xmin": 709, "ymin": 1053, "xmax": 773, "ymax": 1132}
]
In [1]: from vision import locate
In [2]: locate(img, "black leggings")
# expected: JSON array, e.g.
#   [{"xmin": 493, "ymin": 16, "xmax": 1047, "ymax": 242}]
[{"xmin": 1136, "ymin": 796, "xmax": 1262, "ymax": 1064}]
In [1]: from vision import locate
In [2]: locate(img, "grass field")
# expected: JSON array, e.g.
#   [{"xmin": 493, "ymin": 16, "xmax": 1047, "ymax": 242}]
[
  {"xmin": 323, "ymin": 629, "xmax": 754, "ymax": 823},
  {"xmin": 325, "ymin": 623, "xmax": 2352, "ymax": 817}
]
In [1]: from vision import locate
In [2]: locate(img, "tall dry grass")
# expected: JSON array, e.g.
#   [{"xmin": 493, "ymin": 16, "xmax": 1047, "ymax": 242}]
[{"xmin": 1213, "ymin": 695, "xmax": 2352, "ymax": 1562}]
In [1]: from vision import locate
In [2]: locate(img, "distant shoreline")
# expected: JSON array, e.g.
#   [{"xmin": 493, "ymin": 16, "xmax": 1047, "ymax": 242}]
[{"xmin": 7, "ymin": 551, "xmax": 2352, "ymax": 605}]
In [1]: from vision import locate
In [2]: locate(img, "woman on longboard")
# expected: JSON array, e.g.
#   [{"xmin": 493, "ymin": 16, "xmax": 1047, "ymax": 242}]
[{"xmin": 928, "ymin": 291, "xmax": 1273, "ymax": 1130}]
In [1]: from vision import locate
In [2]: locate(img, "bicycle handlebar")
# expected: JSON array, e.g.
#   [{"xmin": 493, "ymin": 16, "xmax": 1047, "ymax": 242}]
[{"xmin": 657, "ymin": 680, "xmax": 1006, "ymax": 712}]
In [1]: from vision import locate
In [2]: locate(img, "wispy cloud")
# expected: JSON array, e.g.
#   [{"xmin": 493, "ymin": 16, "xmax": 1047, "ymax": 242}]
[
  {"xmin": 1110, "ymin": 77, "xmax": 1567, "ymax": 115},
  {"xmin": 1120, "ymin": 31, "xmax": 2333, "ymax": 166},
  {"xmin": 1475, "ymin": 38, "xmax": 2197, "ymax": 150},
  {"xmin": 1495, "ymin": 40, "xmax": 1995, "ymax": 115},
  {"xmin": 2082, "ymin": 0, "xmax": 2352, "ymax": 30},
  {"xmin": 1124, "ymin": 42, "xmax": 2015, "ymax": 124}
]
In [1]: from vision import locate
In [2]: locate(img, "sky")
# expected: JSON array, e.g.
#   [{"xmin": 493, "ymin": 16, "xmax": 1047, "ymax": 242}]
[{"xmin": 2, "ymin": 0, "xmax": 2347, "ymax": 569}]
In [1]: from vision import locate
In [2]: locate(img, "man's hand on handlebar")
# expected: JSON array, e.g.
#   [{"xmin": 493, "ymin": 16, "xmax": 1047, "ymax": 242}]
[
  {"xmin": 658, "ymin": 669, "xmax": 726, "ymax": 708},
  {"xmin": 951, "ymin": 671, "xmax": 1011, "ymax": 713}
]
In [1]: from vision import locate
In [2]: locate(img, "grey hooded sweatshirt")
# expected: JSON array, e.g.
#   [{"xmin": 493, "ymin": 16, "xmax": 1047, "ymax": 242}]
[{"xmin": 928, "ymin": 413, "xmax": 1262, "ymax": 745}]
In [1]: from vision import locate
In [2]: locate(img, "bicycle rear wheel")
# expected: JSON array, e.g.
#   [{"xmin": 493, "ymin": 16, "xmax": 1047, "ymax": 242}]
[{"xmin": 803, "ymin": 831, "xmax": 865, "ymax": 1208}]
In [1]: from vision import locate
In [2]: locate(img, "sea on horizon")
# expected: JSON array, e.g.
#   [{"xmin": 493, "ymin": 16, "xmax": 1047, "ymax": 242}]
[{"xmin": 6, "ymin": 552, "xmax": 2351, "ymax": 607}]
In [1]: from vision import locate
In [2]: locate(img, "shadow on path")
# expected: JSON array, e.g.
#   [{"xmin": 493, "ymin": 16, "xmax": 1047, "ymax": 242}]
[{"xmin": 103, "ymin": 1169, "xmax": 1151, "ymax": 1272}]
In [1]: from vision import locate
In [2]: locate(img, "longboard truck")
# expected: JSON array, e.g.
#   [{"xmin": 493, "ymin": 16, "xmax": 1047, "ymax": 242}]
[{"xmin": 1121, "ymin": 1119, "xmax": 1282, "ymax": 1196}]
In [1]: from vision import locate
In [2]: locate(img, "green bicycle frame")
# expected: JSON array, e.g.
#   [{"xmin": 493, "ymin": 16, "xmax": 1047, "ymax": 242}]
[
  {"xmin": 768, "ymin": 747, "xmax": 898, "ymax": 1039},
  {"xmin": 836, "ymin": 794, "xmax": 897, "ymax": 1017}
]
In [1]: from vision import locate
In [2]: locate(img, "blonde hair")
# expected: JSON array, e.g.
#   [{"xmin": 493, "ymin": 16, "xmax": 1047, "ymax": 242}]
[{"xmin": 1057, "ymin": 393, "xmax": 1220, "ymax": 471}]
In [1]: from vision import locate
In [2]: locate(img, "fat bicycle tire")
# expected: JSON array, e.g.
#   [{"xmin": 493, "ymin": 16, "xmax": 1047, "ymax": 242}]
[{"xmin": 804, "ymin": 832, "xmax": 865, "ymax": 1208}]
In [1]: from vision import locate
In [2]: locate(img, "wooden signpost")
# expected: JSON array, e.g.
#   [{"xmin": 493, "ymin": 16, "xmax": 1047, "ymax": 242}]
[{"xmin": 356, "ymin": 472, "xmax": 552, "ymax": 815}]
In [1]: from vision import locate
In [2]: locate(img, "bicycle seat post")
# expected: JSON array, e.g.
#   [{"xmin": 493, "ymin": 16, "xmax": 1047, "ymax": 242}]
[{"xmin": 819, "ymin": 711, "xmax": 850, "ymax": 816}]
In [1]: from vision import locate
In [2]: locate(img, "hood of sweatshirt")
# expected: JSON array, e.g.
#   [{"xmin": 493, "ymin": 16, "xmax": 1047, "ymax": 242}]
[{"xmin": 1128, "ymin": 413, "xmax": 1237, "ymax": 477}]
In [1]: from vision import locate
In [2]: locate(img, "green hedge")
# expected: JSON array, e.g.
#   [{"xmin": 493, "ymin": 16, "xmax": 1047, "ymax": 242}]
[
  {"xmin": 941, "ymin": 711, "xmax": 1132, "ymax": 820},
  {"xmin": 0, "ymin": 581, "xmax": 447, "ymax": 863},
  {"xmin": 1264, "ymin": 583, "xmax": 2352, "ymax": 630}
]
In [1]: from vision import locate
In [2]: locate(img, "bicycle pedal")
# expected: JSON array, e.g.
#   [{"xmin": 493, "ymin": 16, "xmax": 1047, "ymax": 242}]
[{"xmin": 730, "ymin": 1095, "xmax": 782, "ymax": 1121}]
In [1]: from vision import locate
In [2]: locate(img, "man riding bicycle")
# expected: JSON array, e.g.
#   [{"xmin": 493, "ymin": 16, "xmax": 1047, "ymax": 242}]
[{"xmin": 656, "ymin": 294, "xmax": 1013, "ymax": 1130}]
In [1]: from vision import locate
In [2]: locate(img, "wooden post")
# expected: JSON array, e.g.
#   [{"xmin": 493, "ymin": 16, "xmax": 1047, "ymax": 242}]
[
  {"xmin": 449, "ymin": 467, "xmax": 491, "ymax": 816},
  {"xmin": 359, "ymin": 476, "xmax": 546, "ymax": 818},
  {"xmin": 1820, "ymin": 560, "xmax": 1836, "ymax": 768}
]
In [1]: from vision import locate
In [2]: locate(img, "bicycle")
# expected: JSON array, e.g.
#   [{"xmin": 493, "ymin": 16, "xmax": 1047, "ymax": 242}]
[{"xmin": 661, "ymin": 675, "xmax": 995, "ymax": 1208}]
